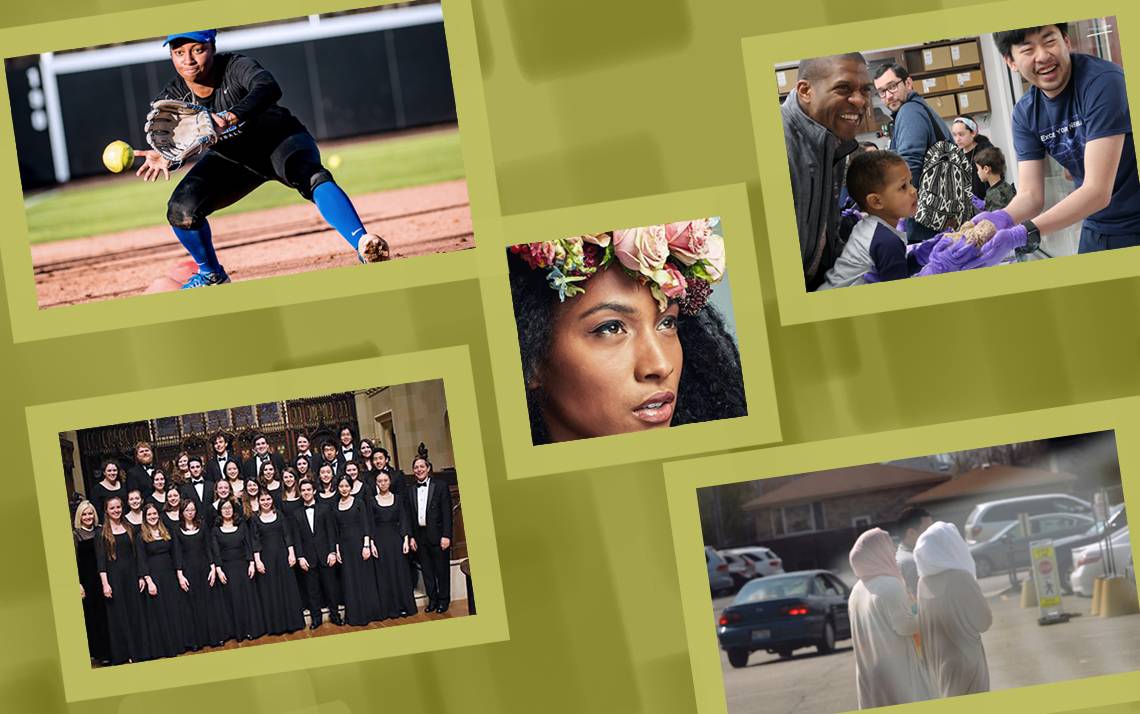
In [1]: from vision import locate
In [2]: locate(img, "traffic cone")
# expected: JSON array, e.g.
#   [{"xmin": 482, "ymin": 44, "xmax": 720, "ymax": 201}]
[
  {"xmin": 1020, "ymin": 579, "xmax": 1037, "ymax": 608},
  {"xmin": 1099, "ymin": 576, "xmax": 1140, "ymax": 618}
]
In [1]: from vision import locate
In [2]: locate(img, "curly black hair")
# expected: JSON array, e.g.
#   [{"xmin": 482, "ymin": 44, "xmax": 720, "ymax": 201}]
[{"xmin": 508, "ymin": 251, "xmax": 748, "ymax": 445}]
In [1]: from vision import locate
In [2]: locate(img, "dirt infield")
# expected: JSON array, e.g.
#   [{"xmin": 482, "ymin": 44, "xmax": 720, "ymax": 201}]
[{"xmin": 31, "ymin": 179, "xmax": 472, "ymax": 308}]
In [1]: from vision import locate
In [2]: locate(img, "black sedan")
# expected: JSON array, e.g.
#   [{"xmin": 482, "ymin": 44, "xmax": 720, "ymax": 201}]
[{"xmin": 716, "ymin": 570, "xmax": 851, "ymax": 668}]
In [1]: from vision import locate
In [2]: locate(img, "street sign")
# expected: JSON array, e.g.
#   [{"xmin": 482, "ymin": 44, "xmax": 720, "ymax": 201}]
[{"xmin": 1030, "ymin": 539, "xmax": 1065, "ymax": 623}]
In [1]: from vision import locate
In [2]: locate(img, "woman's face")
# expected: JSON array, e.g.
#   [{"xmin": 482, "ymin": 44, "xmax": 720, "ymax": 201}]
[
  {"xmin": 80, "ymin": 506, "xmax": 96, "ymax": 528},
  {"xmin": 246, "ymin": 480, "xmax": 259, "ymax": 497},
  {"xmin": 337, "ymin": 479, "xmax": 351, "ymax": 497},
  {"xmin": 283, "ymin": 471, "xmax": 296, "ymax": 489},
  {"xmin": 320, "ymin": 466, "xmax": 333, "ymax": 484},
  {"xmin": 259, "ymin": 492, "xmax": 274, "ymax": 512},
  {"xmin": 297, "ymin": 435, "xmax": 310, "ymax": 452},
  {"xmin": 536, "ymin": 267, "xmax": 683, "ymax": 441},
  {"xmin": 345, "ymin": 462, "xmax": 358, "ymax": 480},
  {"xmin": 183, "ymin": 501, "xmax": 197, "ymax": 523},
  {"xmin": 128, "ymin": 492, "xmax": 143, "ymax": 510},
  {"xmin": 225, "ymin": 461, "xmax": 240, "ymax": 480},
  {"xmin": 145, "ymin": 506, "xmax": 159, "ymax": 526},
  {"xmin": 106, "ymin": 499, "xmax": 123, "ymax": 521},
  {"xmin": 220, "ymin": 501, "xmax": 234, "ymax": 522},
  {"xmin": 153, "ymin": 472, "xmax": 165, "ymax": 491},
  {"xmin": 216, "ymin": 481, "xmax": 231, "ymax": 499},
  {"xmin": 376, "ymin": 473, "xmax": 390, "ymax": 494},
  {"xmin": 951, "ymin": 122, "xmax": 977, "ymax": 151},
  {"xmin": 263, "ymin": 464, "xmax": 277, "ymax": 482},
  {"xmin": 166, "ymin": 488, "xmax": 180, "ymax": 508},
  {"xmin": 103, "ymin": 463, "xmax": 119, "ymax": 482},
  {"xmin": 360, "ymin": 441, "xmax": 373, "ymax": 458},
  {"xmin": 177, "ymin": 454, "xmax": 189, "ymax": 471},
  {"xmin": 296, "ymin": 459, "xmax": 309, "ymax": 475}
]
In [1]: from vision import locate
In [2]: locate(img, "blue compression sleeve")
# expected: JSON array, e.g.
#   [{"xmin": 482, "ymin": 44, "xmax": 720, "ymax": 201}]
[
  {"xmin": 312, "ymin": 182, "xmax": 367, "ymax": 250},
  {"xmin": 171, "ymin": 221, "xmax": 222, "ymax": 274}
]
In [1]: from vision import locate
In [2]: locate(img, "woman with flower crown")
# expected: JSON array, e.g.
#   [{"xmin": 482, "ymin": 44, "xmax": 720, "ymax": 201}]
[{"xmin": 507, "ymin": 218, "xmax": 747, "ymax": 444}]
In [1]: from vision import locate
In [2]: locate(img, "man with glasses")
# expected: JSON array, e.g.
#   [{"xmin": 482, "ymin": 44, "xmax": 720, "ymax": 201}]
[
  {"xmin": 782, "ymin": 53, "xmax": 874, "ymax": 290},
  {"xmin": 873, "ymin": 64, "xmax": 952, "ymax": 244}
]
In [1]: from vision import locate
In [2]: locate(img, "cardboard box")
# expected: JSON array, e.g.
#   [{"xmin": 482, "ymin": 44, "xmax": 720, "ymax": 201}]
[
  {"xmin": 951, "ymin": 70, "xmax": 984, "ymax": 90},
  {"xmin": 957, "ymin": 89, "xmax": 989, "ymax": 114},
  {"xmin": 775, "ymin": 66, "xmax": 799, "ymax": 93},
  {"xmin": 917, "ymin": 75, "xmax": 947, "ymax": 95},
  {"xmin": 927, "ymin": 94, "xmax": 958, "ymax": 119},
  {"xmin": 951, "ymin": 41, "xmax": 980, "ymax": 66},
  {"xmin": 907, "ymin": 45, "xmax": 954, "ymax": 72}
]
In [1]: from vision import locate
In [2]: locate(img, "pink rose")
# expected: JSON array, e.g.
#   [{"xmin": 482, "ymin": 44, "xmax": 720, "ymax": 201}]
[
  {"xmin": 658, "ymin": 263, "xmax": 688, "ymax": 299},
  {"xmin": 665, "ymin": 220, "xmax": 712, "ymax": 265},
  {"xmin": 576, "ymin": 233, "xmax": 612, "ymax": 248},
  {"xmin": 613, "ymin": 225, "xmax": 668, "ymax": 278},
  {"xmin": 702, "ymin": 234, "xmax": 726, "ymax": 281}
]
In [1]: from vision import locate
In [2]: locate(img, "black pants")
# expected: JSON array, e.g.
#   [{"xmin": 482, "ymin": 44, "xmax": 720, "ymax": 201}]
[
  {"xmin": 414, "ymin": 529, "xmax": 451, "ymax": 606},
  {"xmin": 298, "ymin": 562, "xmax": 342, "ymax": 623},
  {"xmin": 166, "ymin": 132, "xmax": 331, "ymax": 229}
]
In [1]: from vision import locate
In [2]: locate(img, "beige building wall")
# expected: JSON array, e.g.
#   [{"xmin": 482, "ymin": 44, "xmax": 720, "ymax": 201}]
[{"xmin": 354, "ymin": 379, "xmax": 453, "ymax": 472}]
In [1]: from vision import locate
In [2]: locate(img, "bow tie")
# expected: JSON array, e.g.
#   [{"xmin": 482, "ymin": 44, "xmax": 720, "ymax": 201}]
[
  {"xmin": 305, "ymin": 505, "xmax": 315, "ymax": 510},
  {"xmin": 417, "ymin": 481, "xmax": 428, "ymax": 488},
  {"xmin": 191, "ymin": 478, "xmax": 203, "ymax": 484}
]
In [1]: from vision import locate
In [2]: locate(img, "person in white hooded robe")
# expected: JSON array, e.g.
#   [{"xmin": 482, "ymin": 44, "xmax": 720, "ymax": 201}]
[
  {"xmin": 914, "ymin": 521, "xmax": 993, "ymax": 697},
  {"xmin": 848, "ymin": 527, "xmax": 934, "ymax": 709}
]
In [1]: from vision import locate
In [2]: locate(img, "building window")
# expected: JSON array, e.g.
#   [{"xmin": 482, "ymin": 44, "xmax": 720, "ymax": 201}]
[
  {"xmin": 852, "ymin": 515, "xmax": 873, "ymax": 530},
  {"xmin": 781, "ymin": 503, "xmax": 816, "ymax": 534}
]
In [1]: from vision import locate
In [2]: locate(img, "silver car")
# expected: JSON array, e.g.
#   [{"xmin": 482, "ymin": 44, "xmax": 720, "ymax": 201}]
[{"xmin": 707, "ymin": 546, "xmax": 734, "ymax": 596}]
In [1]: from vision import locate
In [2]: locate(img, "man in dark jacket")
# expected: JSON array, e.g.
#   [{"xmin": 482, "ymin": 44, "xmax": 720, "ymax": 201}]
[
  {"xmin": 874, "ymin": 64, "xmax": 952, "ymax": 243},
  {"xmin": 781, "ymin": 53, "xmax": 873, "ymax": 290}
]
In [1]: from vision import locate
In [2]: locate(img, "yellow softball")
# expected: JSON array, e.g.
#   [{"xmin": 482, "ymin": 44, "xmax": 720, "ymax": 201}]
[
  {"xmin": 101, "ymin": 140, "xmax": 134, "ymax": 173},
  {"xmin": 327, "ymin": 154, "xmax": 342, "ymax": 170}
]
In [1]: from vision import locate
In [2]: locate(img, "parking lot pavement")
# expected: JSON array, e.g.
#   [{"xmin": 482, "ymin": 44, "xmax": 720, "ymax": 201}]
[{"xmin": 714, "ymin": 580, "xmax": 1140, "ymax": 714}]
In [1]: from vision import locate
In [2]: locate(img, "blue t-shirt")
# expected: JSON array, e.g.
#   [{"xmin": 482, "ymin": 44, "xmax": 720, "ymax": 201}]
[{"xmin": 1012, "ymin": 53, "xmax": 1140, "ymax": 233}]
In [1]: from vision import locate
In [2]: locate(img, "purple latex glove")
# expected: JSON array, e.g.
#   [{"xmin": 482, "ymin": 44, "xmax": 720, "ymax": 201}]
[
  {"xmin": 960, "ymin": 224, "xmax": 1028, "ymax": 270},
  {"xmin": 916, "ymin": 237, "xmax": 980, "ymax": 276},
  {"xmin": 970, "ymin": 195, "xmax": 986, "ymax": 211},
  {"xmin": 971, "ymin": 209, "xmax": 1015, "ymax": 232},
  {"xmin": 841, "ymin": 206, "xmax": 864, "ymax": 221},
  {"xmin": 910, "ymin": 234, "xmax": 943, "ymax": 266}
]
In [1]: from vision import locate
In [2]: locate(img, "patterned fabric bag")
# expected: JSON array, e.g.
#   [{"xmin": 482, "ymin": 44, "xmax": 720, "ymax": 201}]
[{"xmin": 915, "ymin": 140, "xmax": 976, "ymax": 232}]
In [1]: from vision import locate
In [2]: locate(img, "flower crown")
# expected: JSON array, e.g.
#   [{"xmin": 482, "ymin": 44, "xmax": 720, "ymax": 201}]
[{"xmin": 509, "ymin": 218, "xmax": 726, "ymax": 315}]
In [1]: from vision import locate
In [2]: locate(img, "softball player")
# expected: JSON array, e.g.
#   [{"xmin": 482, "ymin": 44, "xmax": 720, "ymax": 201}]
[{"xmin": 136, "ymin": 30, "xmax": 389, "ymax": 289}]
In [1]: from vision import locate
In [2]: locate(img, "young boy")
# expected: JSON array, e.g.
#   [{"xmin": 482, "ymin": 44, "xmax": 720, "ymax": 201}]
[
  {"xmin": 818, "ymin": 150, "xmax": 920, "ymax": 289},
  {"xmin": 974, "ymin": 146, "xmax": 1017, "ymax": 212}
]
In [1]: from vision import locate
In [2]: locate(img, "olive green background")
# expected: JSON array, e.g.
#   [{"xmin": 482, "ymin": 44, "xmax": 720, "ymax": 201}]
[{"xmin": 2, "ymin": 1, "xmax": 1140, "ymax": 714}]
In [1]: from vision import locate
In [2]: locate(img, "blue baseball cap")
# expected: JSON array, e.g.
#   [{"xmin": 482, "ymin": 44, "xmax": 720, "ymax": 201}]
[{"xmin": 163, "ymin": 30, "xmax": 217, "ymax": 47}]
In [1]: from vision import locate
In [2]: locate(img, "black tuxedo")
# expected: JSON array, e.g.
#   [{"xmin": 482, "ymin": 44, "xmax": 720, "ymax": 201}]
[
  {"xmin": 291, "ymin": 501, "xmax": 342, "ymax": 623},
  {"xmin": 126, "ymin": 463, "xmax": 158, "ymax": 495},
  {"xmin": 179, "ymin": 478, "xmax": 215, "ymax": 509},
  {"xmin": 204, "ymin": 452, "xmax": 242, "ymax": 483},
  {"xmin": 241, "ymin": 452, "xmax": 286, "ymax": 482},
  {"xmin": 411, "ymin": 478, "xmax": 453, "ymax": 608}
]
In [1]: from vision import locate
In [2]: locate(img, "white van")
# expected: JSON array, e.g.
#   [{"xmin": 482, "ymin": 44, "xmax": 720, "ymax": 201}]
[{"xmin": 964, "ymin": 493, "xmax": 1092, "ymax": 544}]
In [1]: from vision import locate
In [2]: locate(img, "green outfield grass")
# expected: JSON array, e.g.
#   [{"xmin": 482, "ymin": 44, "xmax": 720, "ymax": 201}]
[{"xmin": 24, "ymin": 128, "xmax": 465, "ymax": 244}]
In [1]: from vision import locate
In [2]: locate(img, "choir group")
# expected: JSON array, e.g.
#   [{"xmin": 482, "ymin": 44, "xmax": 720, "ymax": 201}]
[{"xmin": 72, "ymin": 429, "xmax": 456, "ymax": 666}]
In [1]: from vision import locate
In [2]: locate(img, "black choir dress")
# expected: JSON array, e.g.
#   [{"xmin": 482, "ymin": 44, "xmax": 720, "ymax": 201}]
[
  {"xmin": 252, "ymin": 514, "xmax": 305, "ymax": 634},
  {"xmin": 90, "ymin": 481, "xmax": 125, "ymax": 521},
  {"xmin": 74, "ymin": 529, "xmax": 111, "ymax": 663},
  {"xmin": 279, "ymin": 497, "xmax": 306, "ymax": 604},
  {"xmin": 333, "ymin": 497, "xmax": 381, "ymax": 625},
  {"xmin": 368, "ymin": 495, "xmax": 418, "ymax": 618},
  {"xmin": 136, "ymin": 534, "xmax": 188, "ymax": 658},
  {"xmin": 212, "ymin": 524, "xmax": 266, "ymax": 640},
  {"xmin": 174, "ymin": 526, "xmax": 233, "ymax": 648},
  {"xmin": 95, "ymin": 528, "xmax": 150, "ymax": 664}
]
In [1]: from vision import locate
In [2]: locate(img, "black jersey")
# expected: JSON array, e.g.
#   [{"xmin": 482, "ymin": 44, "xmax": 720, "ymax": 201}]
[{"xmin": 153, "ymin": 52, "xmax": 308, "ymax": 155}]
